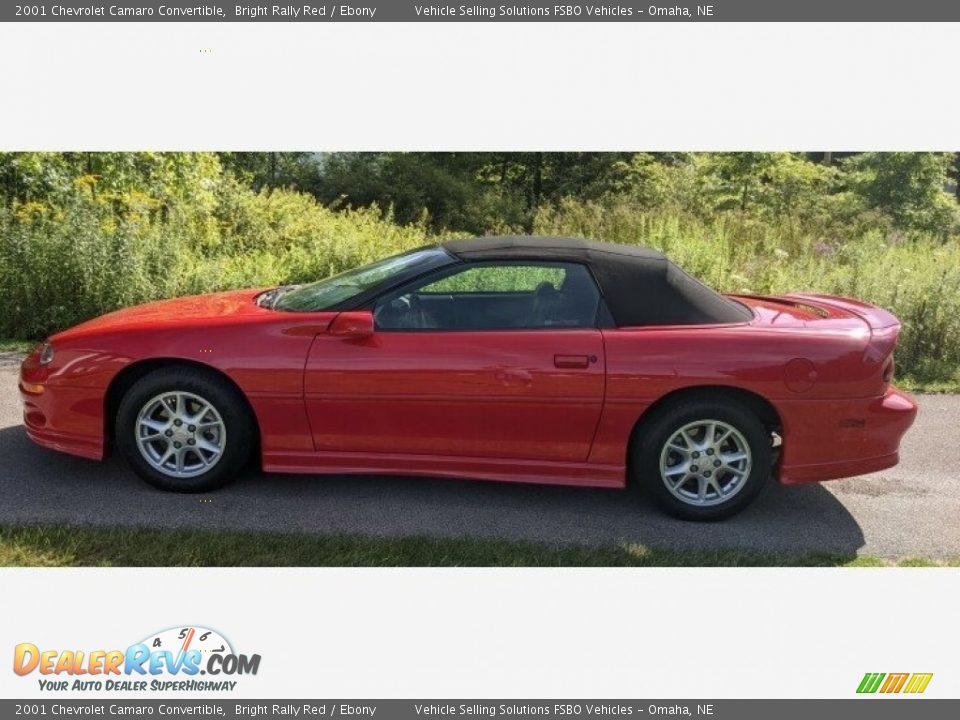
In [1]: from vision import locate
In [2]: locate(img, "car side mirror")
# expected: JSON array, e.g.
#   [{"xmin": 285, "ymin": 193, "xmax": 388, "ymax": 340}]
[{"xmin": 329, "ymin": 310, "xmax": 375, "ymax": 339}]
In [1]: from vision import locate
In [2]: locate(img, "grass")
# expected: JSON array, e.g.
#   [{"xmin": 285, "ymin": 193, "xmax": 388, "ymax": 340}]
[
  {"xmin": 897, "ymin": 376, "xmax": 960, "ymax": 394},
  {"xmin": 0, "ymin": 338, "xmax": 33, "ymax": 352},
  {"xmin": 1, "ymin": 525, "xmax": 957, "ymax": 567}
]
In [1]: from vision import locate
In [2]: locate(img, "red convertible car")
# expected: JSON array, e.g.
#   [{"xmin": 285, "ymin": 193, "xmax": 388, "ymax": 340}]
[{"xmin": 19, "ymin": 236, "xmax": 917, "ymax": 519}]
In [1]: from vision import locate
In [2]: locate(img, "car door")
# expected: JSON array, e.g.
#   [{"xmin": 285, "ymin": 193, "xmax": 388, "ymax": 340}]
[{"xmin": 302, "ymin": 261, "xmax": 607, "ymax": 462}]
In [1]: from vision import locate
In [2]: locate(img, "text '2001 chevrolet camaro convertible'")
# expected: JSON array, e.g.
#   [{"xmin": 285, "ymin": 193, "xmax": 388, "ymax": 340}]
[{"xmin": 19, "ymin": 236, "xmax": 918, "ymax": 519}]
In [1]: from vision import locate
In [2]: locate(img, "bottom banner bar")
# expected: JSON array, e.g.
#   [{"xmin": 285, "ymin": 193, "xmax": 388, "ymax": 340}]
[{"xmin": 0, "ymin": 700, "xmax": 955, "ymax": 720}]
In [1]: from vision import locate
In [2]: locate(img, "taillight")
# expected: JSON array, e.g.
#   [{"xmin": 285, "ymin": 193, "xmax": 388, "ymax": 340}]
[
  {"xmin": 863, "ymin": 324, "xmax": 900, "ymax": 364},
  {"xmin": 882, "ymin": 358, "xmax": 895, "ymax": 384}
]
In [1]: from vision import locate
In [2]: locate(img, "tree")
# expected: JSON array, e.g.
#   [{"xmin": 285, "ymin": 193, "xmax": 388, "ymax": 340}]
[
  {"xmin": 311, "ymin": 152, "xmax": 634, "ymax": 233},
  {"xmin": 218, "ymin": 152, "xmax": 317, "ymax": 191},
  {"xmin": 702, "ymin": 153, "xmax": 836, "ymax": 218},
  {"xmin": 950, "ymin": 153, "xmax": 960, "ymax": 201},
  {"xmin": 842, "ymin": 152, "xmax": 958, "ymax": 235}
]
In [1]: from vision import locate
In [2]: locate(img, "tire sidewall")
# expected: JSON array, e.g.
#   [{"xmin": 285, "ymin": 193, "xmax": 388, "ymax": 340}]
[
  {"xmin": 636, "ymin": 399, "xmax": 771, "ymax": 521},
  {"xmin": 116, "ymin": 368, "xmax": 253, "ymax": 492}
]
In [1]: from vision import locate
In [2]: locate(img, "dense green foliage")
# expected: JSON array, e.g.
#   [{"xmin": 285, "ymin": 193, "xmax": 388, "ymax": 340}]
[
  {"xmin": 0, "ymin": 153, "xmax": 434, "ymax": 338},
  {"xmin": 0, "ymin": 151, "xmax": 958, "ymax": 388},
  {"xmin": 224, "ymin": 151, "xmax": 960, "ymax": 237}
]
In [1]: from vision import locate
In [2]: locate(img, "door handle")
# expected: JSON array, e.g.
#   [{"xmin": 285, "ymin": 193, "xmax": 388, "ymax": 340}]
[{"xmin": 554, "ymin": 354, "xmax": 591, "ymax": 369}]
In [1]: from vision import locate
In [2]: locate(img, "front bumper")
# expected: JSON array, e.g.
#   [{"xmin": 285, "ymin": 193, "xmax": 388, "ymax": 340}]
[
  {"xmin": 778, "ymin": 386, "xmax": 918, "ymax": 484},
  {"xmin": 19, "ymin": 359, "xmax": 105, "ymax": 461}
]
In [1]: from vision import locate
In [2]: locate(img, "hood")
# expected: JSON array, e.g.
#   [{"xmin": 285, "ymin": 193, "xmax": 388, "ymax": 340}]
[{"xmin": 52, "ymin": 289, "xmax": 268, "ymax": 341}]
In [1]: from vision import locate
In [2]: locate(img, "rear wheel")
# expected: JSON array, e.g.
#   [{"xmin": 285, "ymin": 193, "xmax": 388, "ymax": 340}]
[
  {"xmin": 116, "ymin": 367, "xmax": 254, "ymax": 492},
  {"xmin": 632, "ymin": 398, "xmax": 772, "ymax": 520}
]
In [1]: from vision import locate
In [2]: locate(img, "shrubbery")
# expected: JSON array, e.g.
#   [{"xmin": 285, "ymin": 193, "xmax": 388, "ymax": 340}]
[
  {"xmin": 0, "ymin": 168, "xmax": 435, "ymax": 339},
  {"xmin": 1, "ymin": 152, "xmax": 958, "ymax": 389}
]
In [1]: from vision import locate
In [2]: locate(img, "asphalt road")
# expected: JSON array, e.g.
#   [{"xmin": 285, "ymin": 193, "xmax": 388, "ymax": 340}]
[{"xmin": 1, "ymin": 351, "xmax": 958, "ymax": 558}]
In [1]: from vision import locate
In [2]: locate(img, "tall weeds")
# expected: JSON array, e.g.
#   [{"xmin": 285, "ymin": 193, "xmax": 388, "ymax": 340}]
[{"xmin": 1, "ymin": 189, "xmax": 957, "ymax": 387}]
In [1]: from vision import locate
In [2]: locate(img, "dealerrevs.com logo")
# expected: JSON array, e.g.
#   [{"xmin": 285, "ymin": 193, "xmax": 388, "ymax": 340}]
[{"xmin": 13, "ymin": 626, "xmax": 261, "ymax": 693}]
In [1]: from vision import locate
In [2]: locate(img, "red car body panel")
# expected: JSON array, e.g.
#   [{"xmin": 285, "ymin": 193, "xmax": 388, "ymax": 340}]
[
  {"xmin": 303, "ymin": 329, "xmax": 606, "ymax": 461},
  {"xmin": 19, "ymin": 287, "xmax": 917, "ymax": 489}
]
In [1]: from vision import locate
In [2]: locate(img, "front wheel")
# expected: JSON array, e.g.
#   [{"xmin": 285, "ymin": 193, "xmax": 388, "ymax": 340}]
[
  {"xmin": 116, "ymin": 367, "xmax": 254, "ymax": 492},
  {"xmin": 632, "ymin": 399, "xmax": 772, "ymax": 521}
]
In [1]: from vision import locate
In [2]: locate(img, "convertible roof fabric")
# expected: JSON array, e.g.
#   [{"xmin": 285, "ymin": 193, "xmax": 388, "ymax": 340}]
[{"xmin": 442, "ymin": 236, "xmax": 753, "ymax": 326}]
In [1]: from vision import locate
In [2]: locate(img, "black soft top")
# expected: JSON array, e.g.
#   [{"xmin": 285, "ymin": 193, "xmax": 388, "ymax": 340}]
[{"xmin": 441, "ymin": 236, "xmax": 752, "ymax": 327}]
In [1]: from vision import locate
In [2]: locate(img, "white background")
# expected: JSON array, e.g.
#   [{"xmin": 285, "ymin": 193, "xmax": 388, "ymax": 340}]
[
  {"xmin": 0, "ymin": 20, "xmax": 958, "ymax": 700},
  {"xmin": 1, "ymin": 569, "xmax": 957, "ymax": 699},
  {"xmin": 0, "ymin": 23, "xmax": 958, "ymax": 150}
]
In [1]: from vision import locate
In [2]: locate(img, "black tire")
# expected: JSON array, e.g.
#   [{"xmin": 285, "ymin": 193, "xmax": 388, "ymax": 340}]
[
  {"xmin": 631, "ymin": 397, "xmax": 772, "ymax": 521},
  {"xmin": 116, "ymin": 367, "xmax": 254, "ymax": 492}
]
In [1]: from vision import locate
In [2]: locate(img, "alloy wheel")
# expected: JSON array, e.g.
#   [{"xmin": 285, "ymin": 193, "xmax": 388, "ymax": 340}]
[
  {"xmin": 658, "ymin": 419, "xmax": 752, "ymax": 507},
  {"xmin": 135, "ymin": 391, "xmax": 227, "ymax": 478}
]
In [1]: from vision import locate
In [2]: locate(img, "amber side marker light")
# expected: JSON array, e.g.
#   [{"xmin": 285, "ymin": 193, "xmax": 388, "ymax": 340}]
[{"xmin": 19, "ymin": 381, "xmax": 45, "ymax": 395}]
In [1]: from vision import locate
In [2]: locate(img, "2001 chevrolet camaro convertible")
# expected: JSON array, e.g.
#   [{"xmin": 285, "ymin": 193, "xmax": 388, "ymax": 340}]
[{"xmin": 20, "ymin": 236, "xmax": 918, "ymax": 519}]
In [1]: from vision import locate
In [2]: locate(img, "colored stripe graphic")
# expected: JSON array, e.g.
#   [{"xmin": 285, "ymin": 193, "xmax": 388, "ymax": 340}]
[
  {"xmin": 857, "ymin": 673, "xmax": 885, "ymax": 693},
  {"xmin": 880, "ymin": 673, "xmax": 909, "ymax": 693},
  {"xmin": 903, "ymin": 673, "xmax": 933, "ymax": 694},
  {"xmin": 857, "ymin": 672, "xmax": 932, "ymax": 694}
]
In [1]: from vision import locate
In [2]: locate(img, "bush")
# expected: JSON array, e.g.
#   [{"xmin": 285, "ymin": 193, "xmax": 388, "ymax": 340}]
[
  {"xmin": 0, "ymin": 193, "xmax": 182, "ymax": 338},
  {"xmin": 0, "ymin": 176, "xmax": 440, "ymax": 339}
]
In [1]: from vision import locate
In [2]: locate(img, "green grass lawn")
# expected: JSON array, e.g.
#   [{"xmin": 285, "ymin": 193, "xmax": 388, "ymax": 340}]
[{"xmin": 1, "ymin": 525, "xmax": 957, "ymax": 567}]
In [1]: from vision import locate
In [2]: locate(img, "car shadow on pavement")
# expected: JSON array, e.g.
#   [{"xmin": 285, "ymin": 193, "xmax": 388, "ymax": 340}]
[{"xmin": 0, "ymin": 424, "xmax": 866, "ymax": 559}]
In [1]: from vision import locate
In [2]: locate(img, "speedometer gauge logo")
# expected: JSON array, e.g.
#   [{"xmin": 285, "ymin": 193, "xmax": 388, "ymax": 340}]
[
  {"xmin": 141, "ymin": 626, "xmax": 234, "ymax": 658},
  {"xmin": 13, "ymin": 624, "xmax": 261, "ymax": 692}
]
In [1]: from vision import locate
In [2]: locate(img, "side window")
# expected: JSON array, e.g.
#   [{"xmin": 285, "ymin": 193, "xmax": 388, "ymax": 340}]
[
  {"xmin": 374, "ymin": 262, "xmax": 601, "ymax": 331},
  {"xmin": 422, "ymin": 265, "xmax": 566, "ymax": 294}
]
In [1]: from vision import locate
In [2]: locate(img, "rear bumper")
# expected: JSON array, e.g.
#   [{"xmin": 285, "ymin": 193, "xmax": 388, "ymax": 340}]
[{"xmin": 778, "ymin": 386, "xmax": 917, "ymax": 484}]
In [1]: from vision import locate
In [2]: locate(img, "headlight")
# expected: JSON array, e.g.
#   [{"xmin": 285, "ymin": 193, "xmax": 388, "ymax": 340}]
[{"xmin": 39, "ymin": 341, "xmax": 54, "ymax": 365}]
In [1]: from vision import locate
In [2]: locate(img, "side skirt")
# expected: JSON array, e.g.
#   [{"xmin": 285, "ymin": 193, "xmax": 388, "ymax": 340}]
[{"xmin": 262, "ymin": 450, "xmax": 626, "ymax": 489}]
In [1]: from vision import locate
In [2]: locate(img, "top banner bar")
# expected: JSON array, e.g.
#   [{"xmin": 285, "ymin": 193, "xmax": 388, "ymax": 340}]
[{"xmin": 5, "ymin": 1, "xmax": 960, "ymax": 22}]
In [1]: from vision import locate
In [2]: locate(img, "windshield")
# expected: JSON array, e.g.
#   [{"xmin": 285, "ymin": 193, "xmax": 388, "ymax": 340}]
[{"xmin": 272, "ymin": 246, "xmax": 452, "ymax": 312}]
